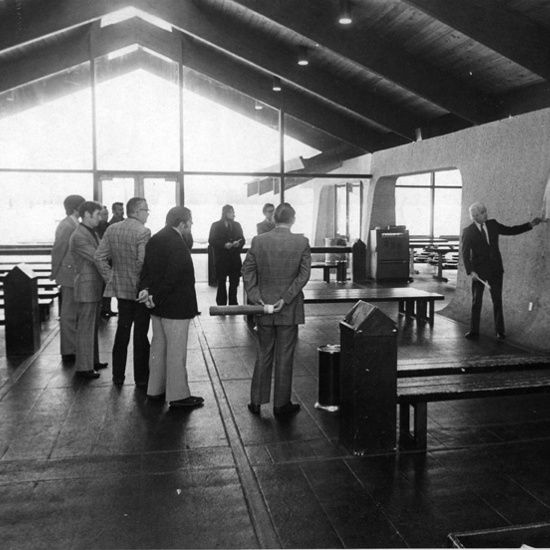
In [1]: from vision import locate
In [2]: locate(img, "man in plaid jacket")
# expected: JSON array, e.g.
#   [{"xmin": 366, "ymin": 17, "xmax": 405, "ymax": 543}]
[{"xmin": 95, "ymin": 197, "xmax": 151, "ymax": 386}]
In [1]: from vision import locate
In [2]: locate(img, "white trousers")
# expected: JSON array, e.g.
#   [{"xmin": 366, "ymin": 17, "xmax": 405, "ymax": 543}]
[{"xmin": 148, "ymin": 315, "xmax": 191, "ymax": 402}]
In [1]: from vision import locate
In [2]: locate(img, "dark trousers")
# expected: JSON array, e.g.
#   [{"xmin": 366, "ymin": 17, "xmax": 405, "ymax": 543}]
[
  {"xmin": 112, "ymin": 299, "xmax": 151, "ymax": 384},
  {"xmin": 216, "ymin": 273, "xmax": 240, "ymax": 306},
  {"xmin": 470, "ymin": 274, "xmax": 504, "ymax": 334}
]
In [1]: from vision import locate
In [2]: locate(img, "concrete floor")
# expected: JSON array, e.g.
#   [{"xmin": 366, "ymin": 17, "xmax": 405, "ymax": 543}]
[{"xmin": 2, "ymin": 264, "xmax": 550, "ymax": 549}]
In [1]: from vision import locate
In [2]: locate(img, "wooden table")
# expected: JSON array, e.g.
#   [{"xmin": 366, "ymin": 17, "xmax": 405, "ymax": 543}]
[{"xmin": 303, "ymin": 287, "xmax": 444, "ymax": 324}]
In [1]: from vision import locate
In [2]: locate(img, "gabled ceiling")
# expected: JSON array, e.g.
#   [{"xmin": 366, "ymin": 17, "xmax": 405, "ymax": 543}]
[{"xmin": 0, "ymin": 0, "xmax": 549, "ymax": 161}]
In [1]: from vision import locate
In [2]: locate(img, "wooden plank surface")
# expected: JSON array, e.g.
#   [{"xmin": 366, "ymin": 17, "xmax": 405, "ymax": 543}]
[
  {"xmin": 398, "ymin": 370, "xmax": 550, "ymax": 403},
  {"xmin": 303, "ymin": 286, "xmax": 444, "ymax": 304}
]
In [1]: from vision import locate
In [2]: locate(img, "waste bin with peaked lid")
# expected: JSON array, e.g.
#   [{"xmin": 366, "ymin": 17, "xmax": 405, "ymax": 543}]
[
  {"xmin": 5, "ymin": 264, "xmax": 41, "ymax": 355},
  {"xmin": 339, "ymin": 300, "xmax": 398, "ymax": 454}
]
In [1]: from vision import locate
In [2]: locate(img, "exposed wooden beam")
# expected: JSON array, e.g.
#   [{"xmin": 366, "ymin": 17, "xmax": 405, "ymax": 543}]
[
  {"xmin": 402, "ymin": 0, "xmax": 550, "ymax": 82},
  {"xmin": 220, "ymin": 0, "xmax": 497, "ymax": 124}
]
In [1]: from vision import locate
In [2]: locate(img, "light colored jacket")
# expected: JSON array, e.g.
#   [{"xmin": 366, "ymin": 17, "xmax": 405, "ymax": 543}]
[
  {"xmin": 242, "ymin": 227, "xmax": 311, "ymax": 325},
  {"xmin": 94, "ymin": 217, "xmax": 151, "ymax": 300},
  {"xmin": 70, "ymin": 224, "xmax": 104, "ymax": 302},
  {"xmin": 51, "ymin": 215, "xmax": 79, "ymax": 287}
]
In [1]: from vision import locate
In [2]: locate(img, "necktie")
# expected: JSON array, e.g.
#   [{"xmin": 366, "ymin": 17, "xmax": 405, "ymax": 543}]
[{"xmin": 480, "ymin": 223, "xmax": 489, "ymax": 244}]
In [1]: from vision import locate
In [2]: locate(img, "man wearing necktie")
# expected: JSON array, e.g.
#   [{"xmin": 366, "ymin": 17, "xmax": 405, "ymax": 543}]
[
  {"xmin": 208, "ymin": 204, "xmax": 245, "ymax": 305},
  {"xmin": 461, "ymin": 202, "xmax": 542, "ymax": 340}
]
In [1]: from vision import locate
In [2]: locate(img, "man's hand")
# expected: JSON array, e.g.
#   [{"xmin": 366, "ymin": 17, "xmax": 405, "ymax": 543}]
[
  {"xmin": 273, "ymin": 298, "xmax": 285, "ymax": 313},
  {"xmin": 224, "ymin": 242, "xmax": 233, "ymax": 249},
  {"xmin": 136, "ymin": 289, "xmax": 149, "ymax": 303}
]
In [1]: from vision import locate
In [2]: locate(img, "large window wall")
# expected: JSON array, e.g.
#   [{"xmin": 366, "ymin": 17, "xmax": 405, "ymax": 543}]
[
  {"xmin": 0, "ymin": 44, "xmax": 368, "ymax": 246},
  {"xmin": 395, "ymin": 169, "xmax": 462, "ymax": 237}
]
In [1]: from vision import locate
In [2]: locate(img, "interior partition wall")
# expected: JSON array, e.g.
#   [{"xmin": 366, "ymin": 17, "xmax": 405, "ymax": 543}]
[{"xmin": 0, "ymin": 36, "xmax": 371, "ymax": 246}]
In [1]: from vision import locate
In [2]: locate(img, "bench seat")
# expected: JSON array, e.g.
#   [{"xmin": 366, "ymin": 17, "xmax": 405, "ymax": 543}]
[
  {"xmin": 397, "ymin": 369, "xmax": 550, "ymax": 449},
  {"xmin": 311, "ymin": 261, "xmax": 347, "ymax": 283}
]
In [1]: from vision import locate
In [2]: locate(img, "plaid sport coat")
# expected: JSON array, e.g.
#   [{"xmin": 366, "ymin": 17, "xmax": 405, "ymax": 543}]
[
  {"xmin": 70, "ymin": 224, "xmax": 104, "ymax": 303},
  {"xmin": 95, "ymin": 217, "xmax": 151, "ymax": 300},
  {"xmin": 242, "ymin": 226, "xmax": 311, "ymax": 325}
]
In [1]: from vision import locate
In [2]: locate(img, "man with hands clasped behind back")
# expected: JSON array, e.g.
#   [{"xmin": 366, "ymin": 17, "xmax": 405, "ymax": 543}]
[{"xmin": 461, "ymin": 202, "xmax": 542, "ymax": 340}]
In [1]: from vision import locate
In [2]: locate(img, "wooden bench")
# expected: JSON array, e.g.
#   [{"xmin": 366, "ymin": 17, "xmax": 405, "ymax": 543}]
[
  {"xmin": 311, "ymin": 261, "xmax": 347, "ymax": 283},
  {"xmin": 397, "ymin": 369, "xmax": 550, "ymax": 449},
  {"xmin": 303, "ymin": 287, "xmax": 444, "ymax": 324},
  {"xmin": 448, "ymin": 522, "xmax": 550, "ymax": 548}
]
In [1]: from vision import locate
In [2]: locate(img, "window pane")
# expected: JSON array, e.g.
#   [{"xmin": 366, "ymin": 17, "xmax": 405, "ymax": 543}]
[
  {"xmin": 99, "ymin": 177, "xmax": 136, "ymax": 218},
  {"xmin": 182, "ymin": 69, "xmax": 280, "ymax": 173},
  {"xmin": 0, "ymin": 63, "xmax": 93, "ymax": 170},
  {"xmin": 0, "ymin": 172, "xmax": 93, "ymax": 244},
  {"xmin": 395, "ymin": 188, "xmax": 431, "ymax": 235},
  {"xmin": 348, "ymin": 183, "xmax": 362, "ymax": 241},
  {"xmin": 434, "ymin": 169, "xmax": 462, "ymax": 187},
  {"xmin": 396, "ymin": 173, "xmax": 431, "ymax": 187},
  {"xmin": 434, "ymin": 188, "xmax": 462, "ymax": 236},
  {"xmin": 96, "ymin": 47, "xmax": 180, "ymax": 171},
  {"xmin": 143, "ymin": 176, "xmax": 179, "ymax": 234}
]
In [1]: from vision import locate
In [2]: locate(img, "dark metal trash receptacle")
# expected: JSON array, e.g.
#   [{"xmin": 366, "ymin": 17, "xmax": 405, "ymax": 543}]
[{"xmin": 315, "ymin": 344, "xmax": 340, "ymax": 412}]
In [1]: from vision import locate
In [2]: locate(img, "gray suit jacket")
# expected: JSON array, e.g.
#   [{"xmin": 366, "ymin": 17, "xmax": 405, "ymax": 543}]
[
  {"xmin": 51, "ymin": 215, "xmax": 79, "ymax": 287},
  {"xmin": 242, "ymin": 227, "xmax": 311, "ymax": 325},
  {"xmin": 70, "ymin": 224, "xmax": 104, "ymax": 303}
]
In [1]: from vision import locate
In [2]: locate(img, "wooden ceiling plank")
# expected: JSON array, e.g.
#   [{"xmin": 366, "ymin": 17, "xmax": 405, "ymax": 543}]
[
  {"xmin": 221, "ymin": 0, "xmax": 496, "ymax": 123},
  {"xmin": 402, "ymin": 0, "xmax": 550, "ymax": 81}
]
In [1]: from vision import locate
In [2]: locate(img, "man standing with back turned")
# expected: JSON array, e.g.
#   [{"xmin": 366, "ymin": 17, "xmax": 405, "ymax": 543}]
[
  {"xmin": 95, "ymin": 197, "xmax": 151, "ymax": 387},
  {"xmin": 242, "ymin": 202, "xmax": 311, "ymax": 416},
  {"xmin": 461, "ymin": 201, "xmax": 541, "ymax": 340}
]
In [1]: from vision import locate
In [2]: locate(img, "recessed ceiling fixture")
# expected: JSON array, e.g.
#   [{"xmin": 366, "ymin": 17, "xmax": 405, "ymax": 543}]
[
  {"xmin": 338, "ymin": 0, "xmax": 352, "ymax": 25},
  {"xmin": 272, "ymin": 77, "xmax": 282, "ymax": 92},
  {"xmin": 298, "ymin": 46, "xmax": 309, "ymax": 66}
]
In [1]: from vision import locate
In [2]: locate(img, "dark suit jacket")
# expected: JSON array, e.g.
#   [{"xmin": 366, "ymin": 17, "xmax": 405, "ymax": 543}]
[
  {"xmin": 256, "ymin": 219, "xmax": 275, "ymax": 235},
  {"xmin": 461, "ymin": 218, "xmax": 532, "ymax": 279},
  {"xmin": 208, "ymin": 219, "xmax": 245, "ymax": 276},
  {"xmin": 139, "ymin": 226, "xmax": 198, "ymax": 320},
  {"xmin": 242, "ymin": 227, "xmax": 311, "ymax": 325}
]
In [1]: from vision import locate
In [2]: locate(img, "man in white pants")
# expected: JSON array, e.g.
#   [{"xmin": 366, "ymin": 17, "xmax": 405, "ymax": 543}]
[{"xmin": 138, "ymin": 206, "xmax": 203, "ymax": 408}]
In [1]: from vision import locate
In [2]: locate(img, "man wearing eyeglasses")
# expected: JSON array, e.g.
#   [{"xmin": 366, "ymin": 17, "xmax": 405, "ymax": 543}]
[{"xmin": 95, "ymin": 197, "xmax": 152, "ymax": 387}]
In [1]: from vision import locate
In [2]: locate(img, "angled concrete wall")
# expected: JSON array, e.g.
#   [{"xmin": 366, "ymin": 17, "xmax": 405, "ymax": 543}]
[{"xmin": 367, "ymin": 109, "xmax": 550, "ymax": 351}]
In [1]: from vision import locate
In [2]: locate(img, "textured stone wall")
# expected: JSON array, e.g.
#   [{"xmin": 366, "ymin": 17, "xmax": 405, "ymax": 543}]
[{"xmin": 365, "ymin": 109, "xmax": 550, "ymax": 350}]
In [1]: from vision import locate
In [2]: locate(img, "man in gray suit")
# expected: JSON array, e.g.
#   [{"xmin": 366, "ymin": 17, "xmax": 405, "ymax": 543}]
[
  {"xmin": 242, "ymin": 202, "xmax": 311, "ymax": 416},
  {"xmin": 50, "ymin": 194, "xmax": 85, "ymax": 362},
  {"xmin": 70, "ymin": 201, "xmax": 107, "ymax": 379}
]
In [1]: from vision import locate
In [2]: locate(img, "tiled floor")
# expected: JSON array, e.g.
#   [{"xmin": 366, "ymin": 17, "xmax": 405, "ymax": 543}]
[{"xmin": 2, "ymin": 265, "xmax": 550, "ymax": 549}]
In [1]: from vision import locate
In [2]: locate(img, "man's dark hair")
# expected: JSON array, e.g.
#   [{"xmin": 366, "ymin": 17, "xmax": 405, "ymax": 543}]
[
  {"xmin": 221, "ymin": 204, "xmax": 234, "ymax": 218},
  {"xmin": 126, "ymin": 197, "xmax": 146, "ymax": 216},
  {"xmin": 63, "ymin": 195, "xmax": 85, "ymax": 216},
  {"xmin": 166, "ymin": 206, "xmax": 192, "ymax": 228},
  {"xmin": 112, "ymin": 202, "xmax": 124, "ymax": 212},
  {"xmin": 274, "ymin": 202, "xmax": 295, "ymax": 224},
  {"xmin": 262, "ymin": 203, "xmax": 275, "ymax": 214},
  {"xmin": 78, "ymin": 201, "xmax": 102, "ymax": 219}
]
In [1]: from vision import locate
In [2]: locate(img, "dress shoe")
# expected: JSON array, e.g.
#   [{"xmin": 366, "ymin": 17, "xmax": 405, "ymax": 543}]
[
  {"xmin": 94, "ymin": 362, "xmax": 108, "ymax": 370},
  {"xmin": 169, "ymin": 396, "xmax": 204, "ymax": 408},
  {"xmin": 497, "ymin": 333, "xmax": 506, "ymax": 340},
  {"xmin": 147, "ymin": 393, "xmax": 166, "ymax": 401},
  {"xmin": 62, "ymin": 354, "xmax": 76, "ymax": 362},
  {"xmin": 464, "ymin": 332, "xmax": 479, "ymax": 340},
  {"xmin": 75, "ymin": 370, "xmax": 100, "ymax": 379},
  {"xmin": 274, "ymin": 402, "xmax": 301, "ymax": 416},
  {"xmin": 248, "ymin": 403, "xmax": 261, "ymax": 414}
]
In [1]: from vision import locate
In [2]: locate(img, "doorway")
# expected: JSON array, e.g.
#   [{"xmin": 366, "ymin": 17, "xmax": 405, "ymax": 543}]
[{"xmin": 97, "ymin": 172, "xmax": 181, "ymax": 233}]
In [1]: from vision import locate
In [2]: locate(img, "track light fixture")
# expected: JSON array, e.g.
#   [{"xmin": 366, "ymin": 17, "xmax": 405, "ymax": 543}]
[
  {"xmin": 272, "ymin": 77, "xmax": 282, "ymax": 92},
  {"xmin": 254, "ymin": 100, "xmax": 263, "ymax": 110},
  {"xmin": 338, "ymin": 0, "xmax": 352, "ymax": 25},
  {"xmin": 298, "ymin": 46, "xmax": 309, "ymax": 66}
]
